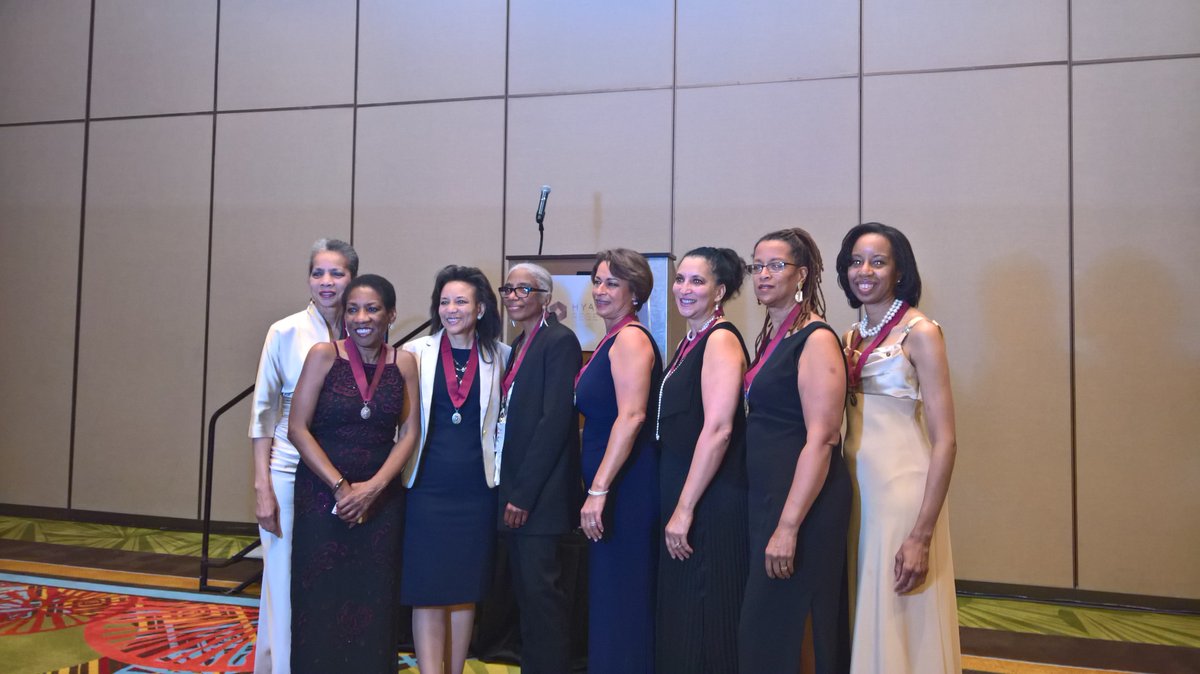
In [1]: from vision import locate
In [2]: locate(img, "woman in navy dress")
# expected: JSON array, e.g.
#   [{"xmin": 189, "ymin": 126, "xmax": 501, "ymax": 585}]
[
  {"xmin": 738, "ymin": 228, "xmax": 852, "ymax": 673},
  {"xmin": 401, "ymin": 266, "xmax": 509, "ymax": 674},
  {"xmin": 656, "ymin": 247, "xmax": 749, "ymax": 673},
  {"xmin": 287, "ymin": 274, "xmax": 421, "ymax": 673},
  {"xmin": 576, "ymin": 248, "xmax": 663, "ymax": 673}
]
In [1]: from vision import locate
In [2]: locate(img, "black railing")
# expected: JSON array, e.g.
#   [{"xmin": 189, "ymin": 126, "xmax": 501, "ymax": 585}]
[{"xmin": 199, "ymin": 320, "xmax": 432, "ymax": 593}]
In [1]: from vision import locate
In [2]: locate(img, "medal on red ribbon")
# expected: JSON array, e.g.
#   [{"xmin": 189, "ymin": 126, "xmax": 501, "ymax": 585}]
[
  {"xmin": 345, "ymin": 339, "xmax": 388, "ymax": 420},
  {"xmin": 440, "ymin": 332, "xmax": 479, "ymax": 425}
]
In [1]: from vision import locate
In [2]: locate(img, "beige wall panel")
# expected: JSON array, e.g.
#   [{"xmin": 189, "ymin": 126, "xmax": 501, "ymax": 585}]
[
  {"xmin": 673, "ymin": 80, "xmax": 860, "ymax": 335},
  {"xmin": 1073, "ymin": 0, "xmax": 1200, "ymax": 60},
  {"xmin": 358, "ymin": 0, "xmax": 505, "ymax": 103},
  {"xmin": 1073, "ymin": 59, "xmax": 1200, "ymax": 599},
  {"xmin": 355, "ymin": 100, "xmax": 505, "ymax": 329},
  {"xmin": 207, "ymin": 109, "xmax": 353, "ymax": 522},
  {"xmin": 0, "ymin": 0, "xmax": 91, "ymax": 124},
  {"xmin": 506, "ymin": 90, "xmax": 673, "ymax": 257},
  {"xmin": 0, "ymin": 124, "xmax": 83, "ymax": 507},
  {"xmin": 863, "ymin": 67, "xmax": 1072, "ymax": 587},
  {"xmin": 863, "ymin": 0, "xmax": 1067, "ymax": 72},
  {"xmin": 508, "ymin": 0, "xmax": 673, "ymax": 95},
  {"xmin": 91, "ymin": 0, "xmax": 216, "ymax": 118},
  {"xmin": 677, "ymin": 0, "xmax": 858, "ymax": 86},
  {"xmin": 72, "ymin": 117, "xmax": 212, "ymax": 517},
  {"xmin": 218, "ymin": 0, "xmax": 355, "ymax": 111}
]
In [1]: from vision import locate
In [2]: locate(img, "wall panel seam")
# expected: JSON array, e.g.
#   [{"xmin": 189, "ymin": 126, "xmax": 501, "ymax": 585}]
[
  {"xmin": 669, "ymin": 0, "xmax": 677, "ymax": 253},
  {"xmin": 350, "ymin": 0, "xmax": 360, "ymax": 245},
  {"xmin": 500, "ymin": 0, "xmax": 510, "ymax": 272},
  {"xmin": 198, "ymin": 0, "xmax": 222, "ymax": 520},
  {"xmin": 68, "ymin": 0, "xmax": 99, "ymax": 511},
  {"xmin": 1067, "ymin": 0, "xmax": 1080, "ymax": 591}
]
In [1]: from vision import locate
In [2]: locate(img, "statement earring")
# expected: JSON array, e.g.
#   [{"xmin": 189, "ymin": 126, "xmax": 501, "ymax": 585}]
[{"xmin": 794, "ymin": 282, "xmax": 804, "ymax": 304}]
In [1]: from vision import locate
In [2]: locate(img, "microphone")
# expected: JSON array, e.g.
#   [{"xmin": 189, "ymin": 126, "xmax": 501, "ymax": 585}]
[{"xmin": 536, "ymin": 185, "xmax": 551, "ymax": 225}]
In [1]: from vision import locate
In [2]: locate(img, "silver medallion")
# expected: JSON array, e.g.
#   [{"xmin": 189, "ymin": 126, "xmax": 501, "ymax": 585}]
[
  {"xmin": 360, "ymin": 404, "xmax": 371, "ymax": 420},
  {"xmin": 452, "ymin": 410, "xmax": 462, "ymax": 425}
]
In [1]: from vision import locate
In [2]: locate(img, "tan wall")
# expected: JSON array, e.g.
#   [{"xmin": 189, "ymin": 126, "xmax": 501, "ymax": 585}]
[{"xmin": 0, "ymin": 1, "xmax": 1197, "ymax": 599}]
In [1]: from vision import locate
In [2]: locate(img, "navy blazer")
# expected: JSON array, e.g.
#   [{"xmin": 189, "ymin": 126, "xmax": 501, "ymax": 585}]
[{"xmin": 496, "ymin": 315, "xmax": 582, "ymax": 535}]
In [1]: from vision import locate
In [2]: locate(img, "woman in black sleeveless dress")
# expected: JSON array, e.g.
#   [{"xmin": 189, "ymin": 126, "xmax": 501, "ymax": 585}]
[
  {"xmin": 656, "ymin": 247, "xmax": 750, "ymax": 674},
  {"xmin": 287, "ymin": 274, "xmax": 421, "ymax": 673},
  {"xmin": 739, "ymin": 229, "xmax": 851, "ymax": 673}
]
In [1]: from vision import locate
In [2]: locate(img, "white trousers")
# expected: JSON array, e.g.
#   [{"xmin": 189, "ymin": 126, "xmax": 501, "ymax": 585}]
[{"xmin": 254, "ymin": 469, "xmax": 294, "ymax": 674}]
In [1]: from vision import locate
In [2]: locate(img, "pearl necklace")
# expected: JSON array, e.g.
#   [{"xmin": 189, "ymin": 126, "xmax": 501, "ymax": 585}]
[
  {"xmin": 686, "ymin": 310, "xmax": 720, "ymax": 342},
  {"xmin": 858, "ymin": 298, "xmax": 904, "ymax": 338},
  {"xmin": 656, "ymin": 310, "xmax": 722, "ymax": 440}
]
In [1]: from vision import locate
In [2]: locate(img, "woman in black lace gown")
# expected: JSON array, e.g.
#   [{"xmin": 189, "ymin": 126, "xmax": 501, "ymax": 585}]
[{"xmin": 287, "ymin": 274, "xmax": 421, "ymax": 673}]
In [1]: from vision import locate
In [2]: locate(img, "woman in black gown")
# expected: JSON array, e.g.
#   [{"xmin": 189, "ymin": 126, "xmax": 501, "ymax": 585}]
[
  {"xmin": 656, "ymin": 247, "xmax": 750, "ymax": 673},
  {"xmin": 287, "ymin": 274, "xmax": 421, "ymax": 673},
  {"xmin": 400, "ymin": 266, "xmax": 509, "ymax": 674},
  {"xmin": 738, "ymin": 229, "xmax": 851, "ymax": 673}
]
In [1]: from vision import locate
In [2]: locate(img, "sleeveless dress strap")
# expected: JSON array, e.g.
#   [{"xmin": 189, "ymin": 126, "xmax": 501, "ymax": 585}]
[{"xmin": 896, "ymin": 316, "xmax": 940, "ymax": 347}]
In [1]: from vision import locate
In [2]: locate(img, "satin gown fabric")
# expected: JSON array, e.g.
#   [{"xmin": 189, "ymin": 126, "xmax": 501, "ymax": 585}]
[
  {"xmin": 844, "ymin": 318, "xmax": 961, "ymax": 674},
  {"xmin": 576, "ymin": 324, "xmax": 663, "ymax": 674},
  {"xmin": 249, "ymin": 303, "xmax": 336, "ymax": 673},
  {"xmin": 739, "ymin": 322, "xmax": 852, "ymax": 673}
]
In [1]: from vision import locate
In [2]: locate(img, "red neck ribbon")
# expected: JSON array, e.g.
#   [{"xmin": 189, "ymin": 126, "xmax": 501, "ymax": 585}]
[
  {"xmin": 575, "ymin": 314, "xmax": 636, "ymax": 389},
  {"xmin": 440, "ymin": 331, "xmax": 480, "ymax": 410},
  {"xmin": 665, "ymin": 308, "xmax": 724, "ymax": 377},
  {"xmin": 502, "ymin": 312, "xmax": 546, "ymax": 399},
  {"xmin": 345, "ymin": 339, "xmax": 388, "ymax": 407},
  {"xmin": 742, "ymin": 302, "xmax": 804, "ymax": 395},
  {"xmin": 847, "ymin": 301, "xmax": 909, "ymax": 389}
]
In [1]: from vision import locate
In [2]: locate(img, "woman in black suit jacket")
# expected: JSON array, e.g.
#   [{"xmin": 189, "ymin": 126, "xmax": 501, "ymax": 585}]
[{"xmin": 495, "ymin": 262, "xmax": 583, "ymax": 674}]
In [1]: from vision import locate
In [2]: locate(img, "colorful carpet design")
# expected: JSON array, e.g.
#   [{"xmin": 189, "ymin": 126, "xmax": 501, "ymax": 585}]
[
  {"xmin": 0, "ymin": 574, "xmax": 521, "ymax": 674},
  {"xmin": 1, "ymin": 576, "xmax": 257, "ymax": 673},
  {"xmin": 0, "ymin": 516, "xmax": 257, "ymax": 560},
  {"xmin": 2, "ymin": 517, "xmax": 1197, "ymax": 672}
]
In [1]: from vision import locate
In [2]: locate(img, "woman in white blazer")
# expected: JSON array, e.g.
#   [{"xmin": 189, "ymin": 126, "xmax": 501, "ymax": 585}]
[{"xmin": 401, "ymin": 265, "xmax": 510, "ymax": 674}]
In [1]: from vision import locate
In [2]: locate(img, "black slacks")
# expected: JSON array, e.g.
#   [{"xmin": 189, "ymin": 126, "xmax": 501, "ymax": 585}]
[{"xmin": 505, "ymin": 532, "xmax": 571, "ymax": 674}]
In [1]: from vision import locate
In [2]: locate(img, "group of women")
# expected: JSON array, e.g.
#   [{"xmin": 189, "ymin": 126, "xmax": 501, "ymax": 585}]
[{"xmin": 249, "ymin": 221, "xmax": 961, "ymax": 674}]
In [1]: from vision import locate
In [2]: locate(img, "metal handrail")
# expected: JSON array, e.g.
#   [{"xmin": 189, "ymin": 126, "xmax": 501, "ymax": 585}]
[{"xmin": 199, "ymin": 320, "xmax": 432, "ymax": 593}]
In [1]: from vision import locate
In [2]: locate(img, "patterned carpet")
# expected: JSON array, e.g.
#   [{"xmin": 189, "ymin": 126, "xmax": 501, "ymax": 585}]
[
  {"xmin": 0, "ymin": 573, "xmax": 518, "ymax": 673},
  {"xmin": 0, "ymin": 515, "xmax": 1197, "ymax": 673},
  {"xmin": 0, "ymin": 515, "xmax": 257, "ymax": 560}
]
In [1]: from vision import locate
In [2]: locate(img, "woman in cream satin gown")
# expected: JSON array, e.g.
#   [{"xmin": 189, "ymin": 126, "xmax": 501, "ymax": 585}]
[{"xmin": 838, "ymin": 222, "xmax": 961, "ymax": 674}]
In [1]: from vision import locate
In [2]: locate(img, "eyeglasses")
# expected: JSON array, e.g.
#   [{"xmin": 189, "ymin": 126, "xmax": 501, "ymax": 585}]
[
  {"xmin": 745, "ymin": 261, "xmax": 798, "ymax": 275},
  {"xmin": 497, "ymin": 285, "xmax": 548, "ymax": 298}
]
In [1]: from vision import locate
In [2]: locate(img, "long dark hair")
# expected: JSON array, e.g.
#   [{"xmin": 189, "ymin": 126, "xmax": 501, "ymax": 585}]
[
  {"xmin": 428, "ymin": 265, "xmax": 502, "ymax": 362},
  {"xmin": 835, "ymin": 222, "xmax": 922, "ymax": 309}
]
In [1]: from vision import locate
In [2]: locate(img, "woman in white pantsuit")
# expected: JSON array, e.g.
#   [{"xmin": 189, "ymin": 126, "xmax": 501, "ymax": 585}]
[{"xmin": 248, "ymin": 238, "xmax": 358, "ymax": 673}]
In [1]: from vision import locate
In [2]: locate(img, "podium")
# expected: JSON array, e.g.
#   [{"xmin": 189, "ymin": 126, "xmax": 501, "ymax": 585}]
[{"xmin": 502, "ymin": 253, "xmax": 683, "ymax": 360}]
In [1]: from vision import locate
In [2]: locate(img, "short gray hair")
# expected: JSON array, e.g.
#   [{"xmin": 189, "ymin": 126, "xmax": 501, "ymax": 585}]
[
  {"xmin": 508, "ymin": 262, "xmax": 553, "ymax": 303},
  {"xmin": 310, "ymin": 238, "xmax": 359, "ymax": 276}
]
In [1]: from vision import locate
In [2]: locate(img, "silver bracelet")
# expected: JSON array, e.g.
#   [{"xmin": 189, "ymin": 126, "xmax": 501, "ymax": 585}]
[{"xmin": 587, "ymin": 487, "xmax": 609, "ymax": 496}]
